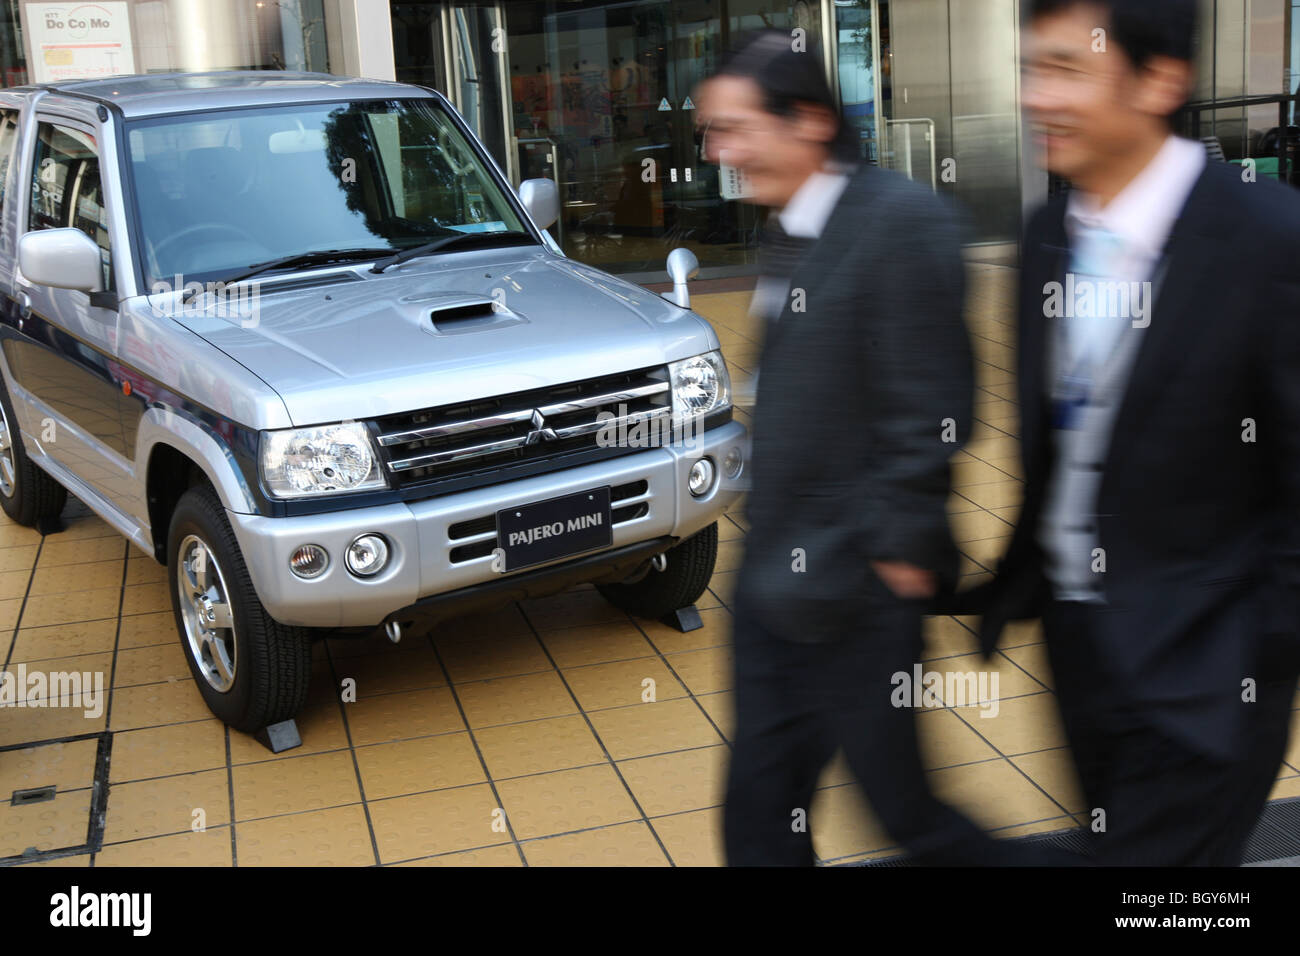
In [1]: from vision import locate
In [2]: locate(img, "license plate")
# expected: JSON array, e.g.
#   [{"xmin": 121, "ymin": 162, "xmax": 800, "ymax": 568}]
[{"xmin": 496, "ymin": 487, "xmax": 612, "ymax": 572}]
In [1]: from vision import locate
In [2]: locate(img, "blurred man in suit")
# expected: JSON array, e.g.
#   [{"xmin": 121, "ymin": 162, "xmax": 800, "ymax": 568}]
[
  {"xmin": 697, "ymin": 32, "xmax": 1011, "ymax": 866},
  {"xmin": 955, "ymin": 0, "xmax": 1300, "ymax": 864}
]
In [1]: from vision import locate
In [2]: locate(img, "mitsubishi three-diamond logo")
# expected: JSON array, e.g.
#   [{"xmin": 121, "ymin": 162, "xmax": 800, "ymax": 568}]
[{"xmin": 524, "ymin": 409, "xmax": 558, "ymax": 445}]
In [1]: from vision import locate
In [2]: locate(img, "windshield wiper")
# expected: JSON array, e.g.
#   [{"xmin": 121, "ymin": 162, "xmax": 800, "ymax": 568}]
[
  {"xmin": 370, "ymin": 231, "xmax": 535, "ymax": 274},
  {"xmin": 181, "ymin": 247, "xmax": 396, "ymax": 303}
]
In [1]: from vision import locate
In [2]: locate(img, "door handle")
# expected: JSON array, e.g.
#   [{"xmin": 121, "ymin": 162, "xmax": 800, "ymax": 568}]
[{"xmin": 16, "ymin": 292, "xmax": 30, "ymax": 319}]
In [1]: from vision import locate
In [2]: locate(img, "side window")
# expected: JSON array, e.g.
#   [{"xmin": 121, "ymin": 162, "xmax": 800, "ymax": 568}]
[
  {"xmin": 0, "ymin": 109, "xmax": 19, "ymax": 213},
  {"xmin": 28, "ymin": 122, "xmax": 112, "ymax": 291}
]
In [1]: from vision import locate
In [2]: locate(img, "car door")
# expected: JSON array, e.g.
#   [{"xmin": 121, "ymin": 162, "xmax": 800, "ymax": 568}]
[{"xmin": 7, "ymin": 113, "xmax": 133, "ymax": 500}]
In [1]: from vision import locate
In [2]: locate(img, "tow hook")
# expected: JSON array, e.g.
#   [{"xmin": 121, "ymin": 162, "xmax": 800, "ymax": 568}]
[
  {"xmin": 385, "ymin": 619, "xmax": 403, "ymax": 644},
  {"xmin": 651, "ymin": 553, "xmax": 668, "ymax": 572}
]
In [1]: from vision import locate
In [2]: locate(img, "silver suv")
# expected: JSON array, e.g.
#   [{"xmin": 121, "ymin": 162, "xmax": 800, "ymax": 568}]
[{"xmin": 0, "ymin": 72, "xmax": 744, "ymax": 736}]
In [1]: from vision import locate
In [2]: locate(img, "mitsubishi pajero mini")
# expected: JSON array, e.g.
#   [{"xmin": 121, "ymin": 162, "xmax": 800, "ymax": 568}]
[{"xmin": 0, "ymin": 73, "xmax": 745, "ymax": 740}]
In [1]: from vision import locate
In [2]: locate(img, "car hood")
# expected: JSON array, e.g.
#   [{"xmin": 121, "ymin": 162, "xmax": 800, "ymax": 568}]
[{"xmin": 161, "ymin": 248, "xmax": 718, "ymax": 425}]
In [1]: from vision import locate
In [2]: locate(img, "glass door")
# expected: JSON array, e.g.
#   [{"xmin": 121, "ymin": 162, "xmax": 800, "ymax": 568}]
[{"xmin": 392, "ymin": 1, "xmax": 517, "ymax": 184}]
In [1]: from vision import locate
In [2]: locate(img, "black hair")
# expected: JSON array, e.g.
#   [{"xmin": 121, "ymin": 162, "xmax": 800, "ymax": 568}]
[
  {"xmin": 1029, "ymin": 0, "xmax": 1197, "ymax": 66},
  {"xmin": 711, "ymin": 29, "xmax": 859, "ymax": 164}
]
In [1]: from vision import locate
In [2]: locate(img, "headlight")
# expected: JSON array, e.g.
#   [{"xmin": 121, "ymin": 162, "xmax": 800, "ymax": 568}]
[
  {"xmin": 669, "ymin": 351, "xmax": 731, "ymax": 424},
  {"xmin": 261, "ymin": 422, "xmax": 386, "ymax": 498}
]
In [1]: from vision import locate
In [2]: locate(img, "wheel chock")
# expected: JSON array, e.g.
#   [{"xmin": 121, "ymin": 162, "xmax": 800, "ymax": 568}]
[
  {"xmin": 254, "ymin": 718, "xmax": 302, "ymax": 754},
  {"xmin": 660, "ymin": 604, "xmax": 703, "ymax": 633}
]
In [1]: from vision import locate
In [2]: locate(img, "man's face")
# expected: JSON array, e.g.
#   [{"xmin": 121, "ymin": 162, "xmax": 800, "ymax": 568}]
[
  {"xmin": 1021, "ymin": 3, "xmax": 1181, "ymax": 183},
  {"xmin": 696, "ymin": 74, "xmax": 827, "ymax": 207}
]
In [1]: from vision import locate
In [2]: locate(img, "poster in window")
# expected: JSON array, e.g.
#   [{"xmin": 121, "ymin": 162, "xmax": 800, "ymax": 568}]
[{"xmin": 23, "ymin": 3, "xmax": 136, "ymax": 83}]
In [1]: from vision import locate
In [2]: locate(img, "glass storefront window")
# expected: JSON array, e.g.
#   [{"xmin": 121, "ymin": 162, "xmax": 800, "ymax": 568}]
[{"xmin": 396, "ymin": 0, "xmax": 795, "ymax": 280}]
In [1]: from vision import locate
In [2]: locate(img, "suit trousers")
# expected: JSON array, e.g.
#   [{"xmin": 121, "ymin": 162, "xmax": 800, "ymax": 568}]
[
  {"xmin": 1044, "ymin": 599, "xmax": 1297, "ymax": 865},
  {"xmin": 723, "ymin": 590, "xmax": 1012, "ymax": 866}
]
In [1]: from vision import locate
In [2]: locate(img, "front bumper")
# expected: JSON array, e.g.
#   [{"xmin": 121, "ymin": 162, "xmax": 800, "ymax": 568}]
[{"xmin": 226, "ymin": 420, "xmax": 746, "ymax": 627}]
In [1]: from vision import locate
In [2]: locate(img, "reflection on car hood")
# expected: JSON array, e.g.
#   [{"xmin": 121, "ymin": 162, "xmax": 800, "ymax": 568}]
[{"xmin": 162, "ymin": 249, "xmax": 717, "ymax": 426}]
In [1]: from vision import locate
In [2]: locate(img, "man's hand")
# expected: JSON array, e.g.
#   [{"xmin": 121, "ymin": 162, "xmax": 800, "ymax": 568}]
[{"xmin": 871, "ymin": 561, "xmax": 937, "ymax": 600}]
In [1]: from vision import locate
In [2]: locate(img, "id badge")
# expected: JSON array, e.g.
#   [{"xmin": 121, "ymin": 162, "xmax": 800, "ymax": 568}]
[{"xmin": 1051, "ymin": 373, "xmax": 1090, "ymax": 431}]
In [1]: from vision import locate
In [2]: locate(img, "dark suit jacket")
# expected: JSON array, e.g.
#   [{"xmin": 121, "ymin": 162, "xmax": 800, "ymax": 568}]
[
  {"xmin": 962, "ymin": 159, "xmax": 1300, "ymax": 761},
  {"xmin": 733, "ymin": 165, "xmax": 975, "ymax": 642}
]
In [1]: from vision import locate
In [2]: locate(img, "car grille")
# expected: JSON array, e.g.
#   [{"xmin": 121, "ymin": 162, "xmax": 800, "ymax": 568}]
[
  {"xmin": 446, "ymin": 479, "xmax": 652, "ymax": 565},
  {"xmin": 372, "ymin": 366, "xmax": 672, "ymax": 490}
]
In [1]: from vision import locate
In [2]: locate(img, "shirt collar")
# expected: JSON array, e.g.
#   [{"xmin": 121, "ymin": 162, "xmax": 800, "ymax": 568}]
[
  {"xmin": 1065, "ymin": 135, "xmax": 1206, "ymax": 262},
  {"xmin": 778, "ymin": 164, "xmax": 853, "ymax": 239}
]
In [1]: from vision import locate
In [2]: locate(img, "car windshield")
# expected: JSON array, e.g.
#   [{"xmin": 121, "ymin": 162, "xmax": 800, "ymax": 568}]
[{"xmin": 125, "ymin": 98, "xmax": 531, "ymax": 288}]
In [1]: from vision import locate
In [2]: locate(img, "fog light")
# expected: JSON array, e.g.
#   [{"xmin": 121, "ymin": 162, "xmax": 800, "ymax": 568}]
[
  {"xmin": 289, "ymin": 544, "xmax": 329, "ymax": 579},
  {"xmin": 723, "ymin": 445, "xmax": 743, "ymax": 478},
  {"xmin": 346, "ymin": 534, "xmax": 390, "ymax": 577},
  {"xmin": 688, "ymin": 457, "xmax": 715, "ymax": 497}
]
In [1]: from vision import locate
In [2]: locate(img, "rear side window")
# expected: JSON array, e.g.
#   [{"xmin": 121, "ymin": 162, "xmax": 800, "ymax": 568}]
[
  {"xmin": 29, "ymin": 121, "xmax": 112, "ymax": 290},
  {"xmin": 0, "ymin": 109, "xmax": 19, "ymax": 213}
]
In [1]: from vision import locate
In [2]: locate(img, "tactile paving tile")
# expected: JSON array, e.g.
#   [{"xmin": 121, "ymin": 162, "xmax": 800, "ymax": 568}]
[
  {"xmin": 327, "ymin": 645, "xmax": 448, "ymax": 698},
  {"xmin": 354, "ymin": 732, "xmax": 486, "ymax": 801},
  {"xmin": 232, "ymin": 751, "xmax": 362, "ymax": 821},
  {"xmin": 437, "ymin": 630, "xmax": 552, "ymax": 683},
  {"xmin": 664, "ymin": 646, "xmax": 732, "ymax": 696},
  {"xmin": 495, "ymin": 764, "xmax": 641, "ymax": 839},
  {"xmin": 455, "ymin": 670, "xmax": 577, "ymax": 729},
  {"xmin": 109, "ymin": 680, "xmax": 214, "ymax": 731},
  {"xmin": 393, "ymin": 843, "xmax": 522, "ymax": 866},
  {"xmin": 952, "ymin": 692, "xmax": 1067, "ymax": 756},
  {"xmin": 562, "ymin": 657, "xmax": 685, "ymax": 711},
  {"xmin": 0, "ymin": 737, "xmax": 99, "ymax": 796},
  {"xmin": 367, "ymin": 783, "xmax": 505, "ymax": 863},
  {"xmin": 95, "ymin": 828, "xmax": 233, "ymax": 866},
  {"xmin": 0, "ymin": 790, "xmax": 93, "ymax": 859},
  {"xmin": 536, "ymin": 621, "xmax": 655, "ymax": 669},
  {"xmin": 930, "ymin": 758, "xmax": 1066, "ymax": 829},
  {"xmin": 341, "ymin": 685, "xmax": 466, "ymax": 745},
  {"xmin": 0, "ymin": 695, "xmax": 108, "ymax": 747},
  {"xmin": 234, "ymin": 804, "xmax": 375, "ymax": 867},
  {"xmin": 618, "ymin": 746, "xmax": 726, "ymax": 816},
  {"xmin": 9, "ymin": 619, "xmax": 118, "ymax": 666},
  {"xmin": 694, "ymin": 690, "xmax": 734, "ymax": 741},
  {"xmin": 649, "ymin": 808, "xmax": 725, "ymax": 867},
  {"xmin": 472, "ymin": 714, "xmax": 605, "ymax": 779},
  {"xmin": 521, "ymin": 820, "xmax": 669, "ymax": 866},
  {"xmin": 915, "ymin": 708, "xmax": 1001, "ymax": 770},
  {"xmin": 587, "ymin": 698, "xmax": 724, "ymax": 761},
  {"xmin": 109, "ymin": 721, "xmax": 227, "ymax": 783},
  {"xmin": 111, "ymin": 642, "xmax": 192, "ymax": 688},
  {"xmin": 103, "ymin": 769, "xmax": 230, "ymax": 844}
]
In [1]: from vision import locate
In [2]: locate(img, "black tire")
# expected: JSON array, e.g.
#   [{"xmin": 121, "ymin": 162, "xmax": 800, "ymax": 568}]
[
  {"xmin": 597, "ymin": 522, "xmax": 719, "ymax": 619},
  {"xmin": 167, "ymin": 483, "xmax": 311, "ymax": 732},
  {"xmin": 0, "ymin": 374, "xmax": 67, "ymax": 527}
]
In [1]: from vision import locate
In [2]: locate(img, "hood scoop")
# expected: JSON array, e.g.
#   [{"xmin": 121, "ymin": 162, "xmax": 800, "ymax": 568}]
[{"xmin": 426, "ymin": 295, "xmax": 527, "ymax": 336}]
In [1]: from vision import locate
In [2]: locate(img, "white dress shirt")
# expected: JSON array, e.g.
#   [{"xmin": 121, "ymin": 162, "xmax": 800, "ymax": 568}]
[
  {"xmin": 1041, "ymin": 134, "xmax": 1207, "ymax": 602},
  {"xmin": 749, "ymin": 166, "xmax": 852, "ymax": 323},
  {"xmin": 739, "ymin": 166, "xmax": 852, "ymax": 408}
]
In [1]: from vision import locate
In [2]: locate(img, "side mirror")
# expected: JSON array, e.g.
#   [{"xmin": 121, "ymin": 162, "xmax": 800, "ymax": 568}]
[
  {"xmin": 18, "ymin": 228, "xmax": 102, "ymax": 293},
  {"xmin": 665, "ymin": 248, "xmax": 699, "ymax": 308},
  {"xmin": 518, "ymin": 178, "xmax": 559, "ymax": 231}
]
